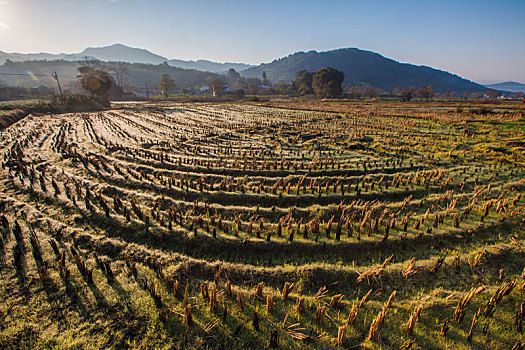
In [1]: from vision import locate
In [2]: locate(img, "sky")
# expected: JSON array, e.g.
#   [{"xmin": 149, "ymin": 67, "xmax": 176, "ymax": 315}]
[{"xmin": 0, "ymin": 0, "xmax": 524, "ymax": 83}]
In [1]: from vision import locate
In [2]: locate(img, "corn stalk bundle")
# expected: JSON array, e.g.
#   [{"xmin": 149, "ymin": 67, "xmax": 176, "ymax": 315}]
[
  {"xmin": 453, "ymin": 286, "xmax": 485, "ymax": 323},
  {"xmin": 429, "ymin": 257, "xmax": 445, "ymax": 274},
  {"xmin": 403, "ymin": 257, "xmax": 421, "ymax": 278},
  {"xmin": 266, "ymin": 295, "xmax": 274, "ymax": 313},
  {"xmin": 295, "ymin": 296, "xmax": 306, "ymax": 314},
  {"xmin": 329, "ymin": 294, "xmax": 344, "ymax": 309},
  {"xmin": 367, "ymin": 290, "xmax": 397, "ymax": 341},
  {"xmin": 237, "ymin": 291, "xmax": 244, "ymax": 311},
  {"xmin": 337, "ymin": 325, "xmax": 347, "ymax": 346},
  {"xmin": 315, "ymin": 286, "xmax": 328, "ymax": 299},
  {"xmin": 316, "ymin": 305, "xmax": 326, "ymax": 325},
  {"xmin": 406, "ymin": 305, "xmax": 423, "ymax": 335},
  {"xmin": 356, "ymin": 255, "xmax": 393, "ymax": 284},
  {"xmin": 482, "ymin": 280, "xmax": 517, "ymax": 318},
  {"xmin": 254, "ymin": 282, "xmax": 264, "ymax": 299},
  {"xmin": 282, "ymin": 282, "xmax": 294, "ymax": 300},
  {"xmin": 515, "ymin": 302, "xmax": 524, "ymax": 333}
]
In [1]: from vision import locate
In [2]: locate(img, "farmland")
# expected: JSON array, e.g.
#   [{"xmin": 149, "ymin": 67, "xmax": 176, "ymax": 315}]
[{"xmin": 0, "ymin": 100, "xmax": 524, "ymax": 349}]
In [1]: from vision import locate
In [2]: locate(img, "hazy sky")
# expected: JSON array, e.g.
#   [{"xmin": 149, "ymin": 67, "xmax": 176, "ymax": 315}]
[{"xmin": 1, "ymin": 0, "xmax": 524, "ymax": 83}]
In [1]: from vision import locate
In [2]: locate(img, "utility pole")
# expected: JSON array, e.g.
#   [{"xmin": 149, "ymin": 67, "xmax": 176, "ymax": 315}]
[
  {"xmin": 145, "ymin": 84, "xmax": 150, "ymax": 100},
  {"xmin": 52, "ymin": 72, "xmax": 63, "ymax": 95}
]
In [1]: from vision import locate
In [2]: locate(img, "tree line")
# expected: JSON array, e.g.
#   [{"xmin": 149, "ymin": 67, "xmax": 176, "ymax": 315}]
[{"xmin": 2, "ymin": 58, "xmax": 519, "ymax": 102}]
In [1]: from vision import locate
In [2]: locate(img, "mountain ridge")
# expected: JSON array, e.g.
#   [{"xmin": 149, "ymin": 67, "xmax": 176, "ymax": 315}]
[{"xmin": 0, "ymin": 43, "xmax": 254, "ymax": 73}]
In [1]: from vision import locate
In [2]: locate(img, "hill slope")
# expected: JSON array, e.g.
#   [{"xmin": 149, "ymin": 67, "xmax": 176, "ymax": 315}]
[
  {"xmin": 242, "ymin": 48, "xmax": 486, "ymax": 93},
  {"xmin": 485, "ymin": 81, "xmax": 525, "ymax": 93}
]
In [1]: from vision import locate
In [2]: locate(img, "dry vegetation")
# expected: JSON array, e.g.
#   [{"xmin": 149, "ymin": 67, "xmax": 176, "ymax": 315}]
[{"xmin": 0, "ymin": 100, "xmax": 524, "ymax": 349}]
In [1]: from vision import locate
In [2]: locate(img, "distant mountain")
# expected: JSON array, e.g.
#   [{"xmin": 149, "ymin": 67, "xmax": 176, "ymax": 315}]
[
  {"xmin": 167, "ymin": 59, "xmax": 253, "ymax": 73},
  {"xmin": 0, "ymin": 50, "xmax": 67, "ymax": 62},
  {"xmin": 0, "ymin": 44, "xmax": 254, "ymax": 73},
  {"xmin": 485, "ymin": 81, "xmax": 525, "ymax": 93},
  {"xmin": 242, "ymin": 48, "xmax": 486, "ymax": 94},
  {"xmin": 64, "ymin": 44, "xmax": 169, "ymax": 64}
]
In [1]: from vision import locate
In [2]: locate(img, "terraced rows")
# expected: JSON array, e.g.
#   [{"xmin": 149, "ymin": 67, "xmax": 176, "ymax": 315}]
[{"xmin": 1, "ymin": 102, "xmax": 524, "ymax": 349}]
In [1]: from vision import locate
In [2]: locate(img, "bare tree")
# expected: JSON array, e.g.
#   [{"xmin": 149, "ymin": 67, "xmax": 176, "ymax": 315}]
[
  {"xmin": 401, "ymin": 87, "xmax": 415, "ymax": 101},
  {"xmin": 109, "ymin": 63, "xmax": 128, "ymax": 89}
]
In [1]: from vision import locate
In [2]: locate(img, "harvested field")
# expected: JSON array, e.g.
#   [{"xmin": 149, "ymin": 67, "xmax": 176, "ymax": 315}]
[{"xmin": 0, "ymin": 101, "xmax": 524, "ymax": 349}]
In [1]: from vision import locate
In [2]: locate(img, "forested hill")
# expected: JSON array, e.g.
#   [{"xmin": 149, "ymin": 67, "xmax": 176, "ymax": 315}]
[{"xmin": 242, "ymin": 48, "xmax": 486, "ymax": 93}]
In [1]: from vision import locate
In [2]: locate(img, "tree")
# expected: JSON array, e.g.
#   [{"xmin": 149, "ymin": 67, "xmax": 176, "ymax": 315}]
[
  {"xmin": 417, "ymin": 86, "xmax": 426, "ymax": 99},
  {"xmin": 417, "ymin": 85, "xmax": 434, "ymax": 100},
  {"xmin": 109, "ymin": 63, "xmax": 128, "ymax": 89},
  {"xmin": 391, "ymin": 86, "xmax": 402, "ymax": 97},
  {"xmin": 275, "ymin": 82, "xmax": 297, "ymax": 95},
  {"xmin": 348, "ymin": 86, "xmax": 362, "ymax": 99},
  {"xmin": 225, "ymin": 69, "xmax": 249, "ymax": 91},
  {"xmin": 424, "ymin": 85, "xmax": 434, "ymax": 100},
  {"xmin": 261, "ymin": 71, "xmax": 271, "ymax": 87},
  {"xmin": 210, "ymin": 79, "xmax": 225, "ymax": 96},
  {"xmin": 363, "ymin": 86, "xmax": 382, "ymax": 98},
  {"xmin": 77, "ymin": 66, "xmax": 113, "ymax": 106},
  {"xmin": 232, "ymin": 89, "xmax": 245, "ymax": 98},
  {"xmin": 226, "ymin": 69, "xmax": 241, "ymax": 84},
  {"xmin": 245, "ymin": 78, "xmax": 262, "ymax": 94},
  {"xmin": 294, "ymin": 70, "xmax": 313, "ymax": 95},
  {"xmin": 512, "ymin": 92, "xmax": 524, "ymax": 99},
  {"xmin": 159, "ymin": 74, "xmax": 176, "ymax": 99},
  {"xmin": 312, "ymin": 68, "xmax": 344, "ymax": 98},
  {"xmin": 82, "ymin": 56, "xmax": 101, "ymax": 68},
  {"xmin": 401, "ymin": 87, "xmax": 415, "ymax": 101},
  {"xmin": 485, "ymin": 88, "xmax": 501, "ymax": 99},
  {"xmin": 471, "ymin": 91, "xmax": 484, "ymax": 100}
]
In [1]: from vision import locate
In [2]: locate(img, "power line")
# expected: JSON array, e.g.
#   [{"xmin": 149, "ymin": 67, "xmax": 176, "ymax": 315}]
[
  {"xmin": 0, "ymin": 73, "xmax": 51, "ymax": 77},
  {"xmin": 0, "ymin": 73, "xmax": 77, "ymax": 79}
]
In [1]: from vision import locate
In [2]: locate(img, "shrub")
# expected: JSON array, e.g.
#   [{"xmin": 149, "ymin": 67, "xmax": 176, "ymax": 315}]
[
  {"xmin": 470, "ymin": 106, "xmax": 494, "ymax": 115},
  {"xmin": 50, "ymin": 94, "xmax": 105, "ymax": 113}
]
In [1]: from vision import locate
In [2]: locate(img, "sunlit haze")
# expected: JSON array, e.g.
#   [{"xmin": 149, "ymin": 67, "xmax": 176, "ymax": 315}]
[{"xmin": 0, "ymin": 0, "xmax": 524, "ymax": 83}]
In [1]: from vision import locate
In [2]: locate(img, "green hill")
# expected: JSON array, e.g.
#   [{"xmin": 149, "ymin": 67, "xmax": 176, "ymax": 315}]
[{"xmin": 242, "ymin": 48, "xmax": 486, "ymax": 93}]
